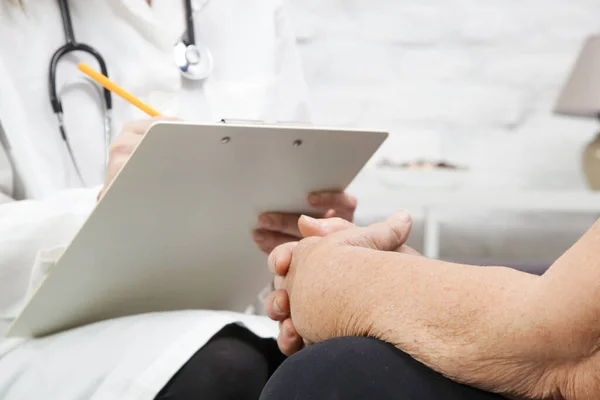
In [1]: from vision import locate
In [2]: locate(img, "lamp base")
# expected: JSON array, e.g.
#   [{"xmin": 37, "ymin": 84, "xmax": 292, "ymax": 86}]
[{"xmin": 582, "ymin": 131, "xmax": 600, "ymax": 190}]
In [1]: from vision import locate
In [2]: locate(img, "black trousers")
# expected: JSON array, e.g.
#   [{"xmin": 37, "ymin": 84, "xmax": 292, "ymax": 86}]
[
  {"xmin": 155, "ymin": 323, "xmax": 286, "ymax": 400},
  {"xmin": 260, "ymin": 337, "xmax": 505, "ymax": 400}
]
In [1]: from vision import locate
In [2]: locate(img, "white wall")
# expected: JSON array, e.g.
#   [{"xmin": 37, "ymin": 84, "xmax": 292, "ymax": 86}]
[{"xmin": 288, "ymin": 0, "xmax": 600, "ymax": 265}]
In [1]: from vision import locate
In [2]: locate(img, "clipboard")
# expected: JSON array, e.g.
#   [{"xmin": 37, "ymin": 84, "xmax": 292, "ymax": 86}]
[{"xmin": 7, "ymin": 121, "xmax": 388, "ymax": 337}]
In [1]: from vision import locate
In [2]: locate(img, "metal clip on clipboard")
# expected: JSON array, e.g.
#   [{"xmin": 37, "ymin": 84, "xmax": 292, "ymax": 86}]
[
  {"xmin": 220, "ymin": 119, "xmax": 311, "ymax": 126},
  {"xmin": 219, "ymin": 119, "xmax": 311, "ymax": 147}
]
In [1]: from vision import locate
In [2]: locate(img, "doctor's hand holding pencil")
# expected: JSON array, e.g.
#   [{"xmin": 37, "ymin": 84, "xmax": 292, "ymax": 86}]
[{"xmin": 76, "ymin": 63, "xmax": 178, "ymax": 201}]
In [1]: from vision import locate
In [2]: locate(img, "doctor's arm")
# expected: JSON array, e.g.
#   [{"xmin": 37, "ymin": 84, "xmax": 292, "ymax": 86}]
[{"xmin": 0, "ymin": 139, "xmax": 100, "ymax": 319}]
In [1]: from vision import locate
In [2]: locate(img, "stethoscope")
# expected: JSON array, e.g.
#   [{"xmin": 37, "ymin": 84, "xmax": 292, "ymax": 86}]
[{"xmin": 50, "ymin": 0, "xmax": 213, "ymax": 186}]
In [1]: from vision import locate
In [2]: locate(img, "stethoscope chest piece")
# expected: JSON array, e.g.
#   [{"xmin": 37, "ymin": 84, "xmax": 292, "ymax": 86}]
[{"xmin": 174, "ymin": 41, "xmax": 213, "ymax": 81}]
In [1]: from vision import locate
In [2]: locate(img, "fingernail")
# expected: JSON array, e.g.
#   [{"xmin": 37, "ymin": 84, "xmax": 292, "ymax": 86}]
[
  {"xmin": 269, "ymin": 257, "xmax": 277, "ymax": 274},
  {"xmin": 285, "ymin": 323, "xmax": 296, "ymax": 338},
  {"xmin": 274, "ymin": 299, "xmax": 282, "ymax": 313},
  {"xmin": 253, "ymin": 231, "xmax": 266, "ymax": 242},
  {"xmin": 308, "ymin": 194, "xmax": 319, "ymax": 205},
  {"xmin": 259, "ymin": 215, "xmax": 274, "ymax": 229},
  {"xmin": 397, "ymin": 209, "xmax": 411, "ymax": 222},
  {"xmin": 301, "ymin": 215, "xmax": 319, "ymax": 225}
]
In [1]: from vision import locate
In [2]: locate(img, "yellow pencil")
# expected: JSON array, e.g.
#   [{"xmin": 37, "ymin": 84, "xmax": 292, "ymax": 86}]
[{"xmin": 77, "ymin": 62, "xmax": 162, "ymax": 117}]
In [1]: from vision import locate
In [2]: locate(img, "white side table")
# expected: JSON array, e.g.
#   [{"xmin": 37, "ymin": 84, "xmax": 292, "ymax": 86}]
[{"xmin": 349, "ymin": 170, "xmax": 600, "ymax": 259}]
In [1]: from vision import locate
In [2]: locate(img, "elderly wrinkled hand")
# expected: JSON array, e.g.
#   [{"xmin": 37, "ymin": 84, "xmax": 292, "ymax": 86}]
[
  {"xmin": 252, "ymin": 191, "xmax": 357, "ymax": 255},
  {"xmin": 265, "ymin": 215, "xmax": 360, "ymax": 355},
  {"xmin": 265, "ymin": 211, "xmax": 419, "ymax": 355}
]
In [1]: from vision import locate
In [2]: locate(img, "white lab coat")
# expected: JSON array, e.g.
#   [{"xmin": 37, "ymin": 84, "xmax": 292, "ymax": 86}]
[{"xmin": 0, "ymin": 0, "xmax": 309, "ymax": 398}]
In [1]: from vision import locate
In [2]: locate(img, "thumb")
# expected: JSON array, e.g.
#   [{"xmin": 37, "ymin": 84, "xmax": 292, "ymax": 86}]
[
  {"xmin": 338, "ymin": 210, "xmax": 412, "ymax": 252},
  {"xmin": 298, "ymin": 215, "xmax": 356, "ymax": 238}
]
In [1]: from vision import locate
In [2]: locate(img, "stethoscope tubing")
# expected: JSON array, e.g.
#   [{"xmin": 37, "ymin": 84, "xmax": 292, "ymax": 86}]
[{"xmin": 50, "ymin": 0, "xmax": 206, "ymax": 186}]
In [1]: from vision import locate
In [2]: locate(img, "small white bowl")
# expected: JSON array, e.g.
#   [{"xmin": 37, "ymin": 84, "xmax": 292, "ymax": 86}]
[{"xmin": 378, "ymin": 167, "xmax": 469, "ymax": 189}]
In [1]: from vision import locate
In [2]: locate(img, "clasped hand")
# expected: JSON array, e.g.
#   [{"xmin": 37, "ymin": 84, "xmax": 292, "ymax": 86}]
[{"xmin": 265, "ymin": 211, "xmax": 419, "ymax": 356}]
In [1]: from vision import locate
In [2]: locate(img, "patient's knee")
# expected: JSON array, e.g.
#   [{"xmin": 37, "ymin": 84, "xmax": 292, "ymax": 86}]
[
  {"xmin": 261, "ymin": 337, "xmax": 504, "ymax": 400},
  {"xmin": 261, "ymin": 337, "xmax": 402, "ymax": 398}
]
